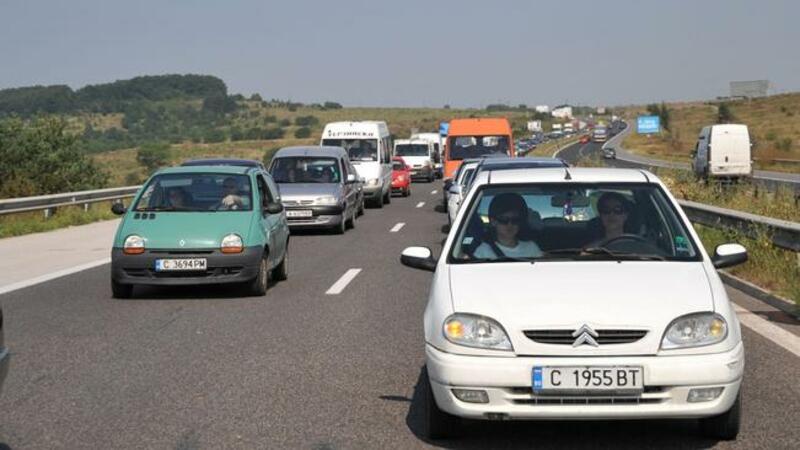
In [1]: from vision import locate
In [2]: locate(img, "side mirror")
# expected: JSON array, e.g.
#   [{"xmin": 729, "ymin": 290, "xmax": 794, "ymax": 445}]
[
  {"xmin": 449, "ymin": 185, "xmax": 462, "ymax": 196},
  {"xmin": 111, "ymin": 202, "xmax": 127, "ymax": 215},
  {"xmin": 265, "ymin": 202, "xmax": 284, "ymax": 214},
  {"xmin": 443, "ymin": 179, "xmax": 453, "ymax": 191},
  {"xmin": 346, "ymin": 173, "xmax": 357, "ymax": 184},
  {"xmin": 712, "ymin": 243, "xmax": 748, "ymax": 269},
  {"xmin": 400, "ymin": 246, "xmax": 437, "ymax": 272}
]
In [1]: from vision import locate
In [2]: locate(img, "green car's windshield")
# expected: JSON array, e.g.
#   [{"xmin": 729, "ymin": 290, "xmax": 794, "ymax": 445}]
[
  {"xmin": 134, "ymin": 173, "xmax": 253, "ymax": 212},
  {"xmin": 449, "ymin": 183, "xmax": 701, "ymax": 263}
]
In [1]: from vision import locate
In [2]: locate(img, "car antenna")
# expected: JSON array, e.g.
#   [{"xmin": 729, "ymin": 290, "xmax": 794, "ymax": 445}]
[{"xmin": 564, "ymin": 166, "xmax": 572, "ymax": 180}]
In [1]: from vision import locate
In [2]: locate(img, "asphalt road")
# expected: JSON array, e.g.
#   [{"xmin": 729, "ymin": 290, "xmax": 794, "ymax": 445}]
[{"xmin": 1, "ymin": 180, "xmax": 799, "ymax": 449}]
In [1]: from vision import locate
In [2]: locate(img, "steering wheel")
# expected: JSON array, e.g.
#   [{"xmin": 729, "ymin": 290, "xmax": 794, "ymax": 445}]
[{"xmin": 595, "ymin": 234, "xmax": 651, "ymax": 248}]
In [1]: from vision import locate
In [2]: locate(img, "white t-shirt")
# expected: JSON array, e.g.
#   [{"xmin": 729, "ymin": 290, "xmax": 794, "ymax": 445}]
[{"xmin": 473, "ymin": 240, "xmax": 543, "ymax": 259}]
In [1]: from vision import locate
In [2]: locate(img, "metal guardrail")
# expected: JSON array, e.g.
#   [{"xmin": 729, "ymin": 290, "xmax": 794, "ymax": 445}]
[
  {"xmin": 0, "ymin": 186, "xmax": 141, "ymax": 217},
  {"xmin": 678, "ymin": 200, "xmax": 800, "ymax": 252}
]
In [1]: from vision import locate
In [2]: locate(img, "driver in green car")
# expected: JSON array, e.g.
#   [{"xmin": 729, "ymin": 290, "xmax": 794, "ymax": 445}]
[{"xmin": 219, "ymin": 177, "xmax": 247, "ymax": 210}]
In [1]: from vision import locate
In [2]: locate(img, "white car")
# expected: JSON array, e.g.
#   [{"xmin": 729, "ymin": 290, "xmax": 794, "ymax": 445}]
[
  {"xmin": 447, "ymin": 160, "xmax": 481, "ymax": 226},
  {"xmin": 401, "ymin": 167, "xmax": 747, "ymax": 440}
]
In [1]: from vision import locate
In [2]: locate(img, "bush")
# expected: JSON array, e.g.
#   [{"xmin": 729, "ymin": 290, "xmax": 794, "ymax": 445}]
[
  {"xmin": 0, "ymin": 117, "xmax": 107, "ymax": 198},
  {"xmin": 323, "ymin": 101, "xmax": 342, "ymax": 109},
  {"xmin": 261, "ymin": 127, "xmax": 285, "ymax": 140},
  {"xmin": 278, "ymin": 118, "xmax": 291, "ymax": 127},
  {"xmin": 263, "ymin": 114, "xmax": 277, "ymax": 123},
  {"xmin": 245, "ymin": 127, "xmax": 263, "ymax": 140},
  {"xmin": 717, "ymin": 102, "xmax": 734, "ymax": 123},
  {"xmin": 136, "ymin": 142, "xmax": 171, "ymax": 172},
  {"xmin": 294, "ymin": 115, "xmax": 320, "ymax": 127},
  {"xmin": 765, "ymin": 130, "xmax": 778, "ymax": 141},
  {"xmin": 294, "ymin": 127, "xmax": 312, "ymax": 138},
  {"xmin": 776, "ymin": 138, "xmax": 793, "ymax": 152},
  {"xmin": 203, "ymin": 128, "xmax": 227, "ymax": 143}
]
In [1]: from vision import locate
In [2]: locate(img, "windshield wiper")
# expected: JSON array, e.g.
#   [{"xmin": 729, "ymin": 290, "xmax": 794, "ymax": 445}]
[{"xmin": 546, "ymin": 247, "xmax": 666, "ymax": 261}]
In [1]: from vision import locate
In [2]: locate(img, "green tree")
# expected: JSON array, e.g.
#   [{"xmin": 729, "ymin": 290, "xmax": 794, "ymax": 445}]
[
  {"xmin": 294, "ymin": 127, "xmax": 312, "ymax": 138},
  {"xmin": 203, "ymin": 128, "xmax": 227, "ymax": 143},
  {"xmin": 0, "ymin": 117, "xmax": 107, "ymax": 198},
  {"xmin": 294, "ymin": 115, "xmax": 320, "ymax": 127},
  {"xmin": 717, "ymin": 103, "xmax": 734, "ymax": 123},
  {"xmin": 136, "ymin": 142, "xmax": 171, "ymax": 173},
  {"xmin": 323, "ymin": 101, "xmax": 343, "ymax": 109}
]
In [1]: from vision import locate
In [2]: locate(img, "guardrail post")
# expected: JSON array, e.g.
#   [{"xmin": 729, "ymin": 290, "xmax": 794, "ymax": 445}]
[
  {"xmin": 83, "ymin": 203, "xmax": 90, "ymax": 212},
  {"xmin": 43, "ymin": 208, "xmax": 52, "ymax": 220}
]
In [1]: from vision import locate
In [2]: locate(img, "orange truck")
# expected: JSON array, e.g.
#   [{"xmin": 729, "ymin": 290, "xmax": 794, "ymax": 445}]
[{"xmin": 443, "ymin": 118, "xmax": 515, "ymax": 181}]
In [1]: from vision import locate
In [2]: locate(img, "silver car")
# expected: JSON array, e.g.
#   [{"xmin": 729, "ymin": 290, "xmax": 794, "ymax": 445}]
[{"xmin": 269, "ymin": 146, "xmax": 364, "ymax": 234}]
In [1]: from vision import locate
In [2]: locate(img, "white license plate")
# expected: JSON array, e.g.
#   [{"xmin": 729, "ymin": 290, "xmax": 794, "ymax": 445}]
[
  {"xmin": 287, "ymin": 210, "xmax": 313, "ymax": 218},
  {"xmin": 154, "ymin": 258, "xmax": 207, "ymax": 272},
  {"xmin": 533, "ymin": 366, "xmax": 643, "ymax": 393}
]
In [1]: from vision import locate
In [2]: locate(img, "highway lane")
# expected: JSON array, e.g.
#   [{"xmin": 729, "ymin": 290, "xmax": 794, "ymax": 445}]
[{"xmin": 0, "ymin": 181, "xmax": 799, "ymax": 449}]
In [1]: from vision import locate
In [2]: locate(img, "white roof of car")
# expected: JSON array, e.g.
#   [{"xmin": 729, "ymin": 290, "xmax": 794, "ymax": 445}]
[
  {"xmin": 394, "ymin": 139, "xmax": 429, "ymax": 145},
  {"xmin": 477, "ymin": 167, "xmax": 655, "ymax": 185},
  {"xmin": 321, "ymin": 121, "xmax": 389, "ymax": 138}
]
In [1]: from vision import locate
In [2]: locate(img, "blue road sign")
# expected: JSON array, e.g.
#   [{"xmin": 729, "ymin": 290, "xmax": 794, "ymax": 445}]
[
  {"xmin": 637, "ymin": 116, "xmax": 660, "ymax": 134},
  {"xmin": 439, "ymin": 122, "xmax": 449, "ymax": 136}
]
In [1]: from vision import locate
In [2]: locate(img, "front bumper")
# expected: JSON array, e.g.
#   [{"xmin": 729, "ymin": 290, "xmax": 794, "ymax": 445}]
[
  {"xmin": 410, "ymin": 166, "xmax": 433, "ymax": 179},
  {"xmin": 285, "ymin": 205, "xmax": 344, "ymax": 229},
  {"xmin": 426, "ymin": 342, "xmax": 744, "ymax": 420},
  {"xmin": 111, "ymin": 246, "xmax": 263, "ymax": 286},
  {"xmin": 362, "ymin": 185, "xmax": 384, "ymax": 199}
]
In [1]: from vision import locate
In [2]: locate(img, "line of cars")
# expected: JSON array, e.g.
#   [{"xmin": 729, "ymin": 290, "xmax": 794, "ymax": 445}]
[
  {"xmin": 404, "ymin": 145, "xmax": 750, "ymax": 439},
  {"xmin": 109, "ymin": 120, "xmax": 440, "ymax": 299}
]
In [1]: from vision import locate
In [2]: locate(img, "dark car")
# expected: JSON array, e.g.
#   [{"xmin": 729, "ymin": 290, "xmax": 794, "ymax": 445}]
[{"xmin": 182, "ymin": 158, "xmax": 267, "ymax": 171}]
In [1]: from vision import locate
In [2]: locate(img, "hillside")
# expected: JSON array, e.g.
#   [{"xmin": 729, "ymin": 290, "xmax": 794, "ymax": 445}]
[{"xmin": 619, "ymin": 93, "xmax": 800, "ymax": 172}]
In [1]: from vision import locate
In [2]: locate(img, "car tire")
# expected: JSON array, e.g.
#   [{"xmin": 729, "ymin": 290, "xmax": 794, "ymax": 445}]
[
  {"xmin": 423, "ymin": 371, "xmax": 461, "ymax": 440},
  {"xmin": 699, "ymin": 394, "xmax": 741, "ymax": 440},
  {"xmin": 404, "ymin": 186, "xmax": 411, "ymax": 197},
  {"xmin": 358, "ymin": 198, "xmax": 365, "ymax": 216},
  {"xmin": 375, "ymin": 193, "xmax": 384, "ymax": 209},
  {"xmin": 334, "ymin": 214, "xmax": 346, "ymax": 234},
  {"xmin": 346, "ymin": 207, "xmax": 356, "ymax": 229},
  {"xmin": 248, "ymin": 254, "xmax": 269, "ymax": 296},
  {"xmin": 272, "ymin": 247, "xmax": 288, "ymax": 281},
  {"xmin": 384, "ymin": 189, "xmax": 391, "ymax": 205},
  {"xmin": 111, "ymin": 279, "xmax": 133, "ymax": 299}
]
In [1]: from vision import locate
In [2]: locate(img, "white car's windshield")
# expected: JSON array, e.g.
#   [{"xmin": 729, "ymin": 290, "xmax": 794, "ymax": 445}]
[
  {"xmin": 450, "ymin": 183, "xmax": 700, "ymax": 262},
  {"xmin": 322, "ymin": 139, "xmax": 378, "ymax": 162},
  {"xmin": 395, "ymin": 144, "xmax": 429, "ymax": 157}
]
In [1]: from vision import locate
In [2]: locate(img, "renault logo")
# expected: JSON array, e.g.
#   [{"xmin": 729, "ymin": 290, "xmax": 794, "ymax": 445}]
[{"xmin": 572, "ymin": 324, "xmax": 599, "ymax": 347}]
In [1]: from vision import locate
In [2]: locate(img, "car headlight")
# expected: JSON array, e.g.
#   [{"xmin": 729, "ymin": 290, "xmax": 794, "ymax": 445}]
[
  {"xmin": 367, "ymin": 178, "xmax": 380, "ymax": 187},
  {"xmin": 443, "ymin": 313, "xmax": 513, "ymax": 351},
  {"xmin": 661, "ymin": 312, "xmax": 728, "ymax": 349},
  {"xmin": 397, "ymin": 176, "xmax": 405, "ymax": 182},
  {"xmin": 314, "ymin": 195, "xmax": 338, "ymax": 205},
  {"xmin": 123, "ymin": 234, "xmax": 145, "ymax": 255},
  {"xmin": 220, "ymin": 233, "xmax": 243, "ymax": 254}
]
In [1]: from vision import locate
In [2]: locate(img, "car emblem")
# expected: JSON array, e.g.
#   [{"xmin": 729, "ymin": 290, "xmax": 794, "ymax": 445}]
[
  {"xmin": 572, "ymin": 324, "xmax": 599, "ymax": 347},
  {"xmin": 179, "ymin": 239, "xmax": 186, "ymax": 247}
]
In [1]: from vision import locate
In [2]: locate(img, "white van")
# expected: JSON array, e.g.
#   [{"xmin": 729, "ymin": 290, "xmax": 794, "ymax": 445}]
[
  {"xmin": 321, "ymin": 121, "xmax": 393, "ymax": 207},
  {"xmin": 410, "ymin": 132, "xmax": 444, "ymax": 178},
  {"xmin": 692, "ymin": 124, "xmax": 752, "ymax": 180},
  {"xmin": 394, "ymin": 139, "xmax": 436, "ymax": 182}
]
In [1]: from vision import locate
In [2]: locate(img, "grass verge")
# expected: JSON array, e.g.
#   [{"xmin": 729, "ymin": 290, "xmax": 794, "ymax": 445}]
[{"xmin": 0, "ymin": 201, "xmax": 118, "ymax": 239}]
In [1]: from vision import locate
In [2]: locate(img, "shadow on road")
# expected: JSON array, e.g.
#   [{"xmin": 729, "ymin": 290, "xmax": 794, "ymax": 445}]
[{"xmin": 404, "ymin": 366, "xmax": 720, "ymax": 449}]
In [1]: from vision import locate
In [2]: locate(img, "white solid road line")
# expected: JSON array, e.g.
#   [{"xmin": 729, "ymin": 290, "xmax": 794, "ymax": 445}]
[
  {"xmin": 0, "ymin": 257, "xmax": 111, "ymax": 296},
  {"xmin": 734, "ymin": 304, "xmax": 800, "ymax": 358},
  {"xmin": 325, "ymin": 269, "xmax": 362, "ymax": 295},
  {"xmin": 416, "ymin": 202, "xmax": 425, "ymax": 208},
  {"xmin": 390, "ymin": 223, "xmax": 405, "ymax": 233},
  {"xmin": 431, "ymin": 190, "xmax": 438, "ymax": 195}
]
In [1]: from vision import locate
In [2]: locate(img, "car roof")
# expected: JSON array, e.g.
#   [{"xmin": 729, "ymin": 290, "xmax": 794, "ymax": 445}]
[
  {"xmin": 477, "ymin": 167, "xmax": 654, "ymax": 185},
  {"xmin": 448, "ymin": 118, "xmax": 512, "ymax": 136},
  {"xmin": 181, "ymin": 158, "xmax": 263, "ymax": 168},
  {"xmin": 273, "ymin": 146, "xmax": 348, "ymax": 158},
  {"xmin": 157, "ymin": 165, "xmax": 253, "ymax": 175}
]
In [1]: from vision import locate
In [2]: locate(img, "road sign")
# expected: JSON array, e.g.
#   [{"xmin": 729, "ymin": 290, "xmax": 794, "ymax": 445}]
[
  {"xmin": 637, "ymin": 116, "xmax": 660, "ymax": 134},
  {"xmin": 439, "ymin": 122, "xmax": 449, "ymax": 136}
]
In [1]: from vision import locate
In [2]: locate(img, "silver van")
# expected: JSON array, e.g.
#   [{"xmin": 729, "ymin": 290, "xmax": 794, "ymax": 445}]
[{"xmin": 269, "ymin": 146, "xmax": 364, "ymax": 234}]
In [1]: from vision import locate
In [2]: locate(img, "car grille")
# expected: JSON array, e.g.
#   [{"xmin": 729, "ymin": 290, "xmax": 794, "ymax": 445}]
[
  {"xmin": 523, "ymin": 329, "xmax": 648, "ymax": 345},
  {"xmin": 283, "ymin": 199, "xmax": 314, "ymax": 206},
  {"xmin": 506, "ymin": 386, "xmax": 667, "ymax": 405}
]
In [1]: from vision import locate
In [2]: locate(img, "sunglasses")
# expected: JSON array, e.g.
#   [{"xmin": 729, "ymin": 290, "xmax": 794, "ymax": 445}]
[
  {"xmin": 599, "ymin": 205, "xmax": 626, "ymax": 215},
  {"xmin": 495, "ymin": 215, "xmax": 522, "ymax": 225}
]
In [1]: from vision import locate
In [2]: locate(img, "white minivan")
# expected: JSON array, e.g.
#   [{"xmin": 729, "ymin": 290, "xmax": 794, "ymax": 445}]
[
  {"xmin": 692, "ymin": 124, "xmax": 752, "ymax": 180},
  {"xmin": 394, "ymin": 138, "xmax": 436, "ymax": 182},
  {"xmin": 321, "ymin": 121, "xmax": 393, "ymax": 207},
  {"xmin": 401, "ymin": 167, "xmax": 747, "ymax": 441},
  {"xmin": 410, "ymin": 132, "xmax": 444, "ymax": 178}
]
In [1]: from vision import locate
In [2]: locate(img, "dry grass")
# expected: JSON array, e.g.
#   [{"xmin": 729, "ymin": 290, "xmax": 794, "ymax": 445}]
[
  {"xmin": 620, "ymin": 93, "xmax": 800, "ymax": 172},
  {"xmin": 0, "ymin": 201, "xmax": 118, "ymax": 239}
]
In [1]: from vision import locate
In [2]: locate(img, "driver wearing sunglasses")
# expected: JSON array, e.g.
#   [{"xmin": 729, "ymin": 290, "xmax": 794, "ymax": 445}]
[
  {"xmin": 473, "ymin": 193, "xmax": 542, "ymax": 260},
  {"xmin": 594, "ymin": 191, "xmax": 632, "ymax": 242}
]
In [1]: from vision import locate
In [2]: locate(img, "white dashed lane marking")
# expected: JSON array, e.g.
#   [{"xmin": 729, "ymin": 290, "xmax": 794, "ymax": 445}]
[
  {"xmin": 431, "ymin": 190, "xmax": 438, "ymax": 195},
  {"xmin": 390, "ymin": 223, "xmax": 405, "ymax": 233},
  {"xmin": 325, "ymin": 269, "xmax": 362, "ymax": 295},
  {"xmin": 416, "ymin": 202, "xmax": 425, "ymax": 208}
]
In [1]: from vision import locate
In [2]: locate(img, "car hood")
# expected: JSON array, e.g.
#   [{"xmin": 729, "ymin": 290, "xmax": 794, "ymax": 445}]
[
  {"xmin": 277, "ymin": 183, "xmax": 341, "ymax": 201},
  {"xmin": 118, "ymin": 212, "xmax": 253, "ymax": 249},
  {"xmin": 447, "ymin": 261, "xmax": 713, "ymax": 356}
]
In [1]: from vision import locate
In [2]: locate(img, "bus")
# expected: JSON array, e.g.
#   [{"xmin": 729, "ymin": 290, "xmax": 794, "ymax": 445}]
[{"xmin": 444, "ymin": 118, "xmax": 514, "ymax": 181}]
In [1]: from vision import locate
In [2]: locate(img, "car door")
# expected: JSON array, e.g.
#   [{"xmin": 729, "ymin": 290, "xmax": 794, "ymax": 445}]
[
  {"xmin": 263, "ymin": 173, "xmax": 289, "ymax": 260},
  {"xmin": 256, "ymin": 173, "xmax": 282, "ymax": 267},
  {"xmin": 339, "ymin": 157, "xmax": 357, "ymax": 216}
]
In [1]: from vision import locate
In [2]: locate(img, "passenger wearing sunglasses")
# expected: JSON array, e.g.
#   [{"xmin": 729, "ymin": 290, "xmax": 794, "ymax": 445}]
[{"xmin": 473, "ymin": 193, "xmax": 542, "ymax": 260}]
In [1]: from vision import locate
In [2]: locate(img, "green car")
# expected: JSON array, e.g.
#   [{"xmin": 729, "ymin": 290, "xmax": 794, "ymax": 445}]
[{"xmin": 110, "ymin": 165, "xmax": 290, "ymax": 298}]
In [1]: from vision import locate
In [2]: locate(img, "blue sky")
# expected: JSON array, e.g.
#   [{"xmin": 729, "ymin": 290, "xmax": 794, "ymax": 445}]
[{"xmin": 1, "ymin": 0, "xmax": 797, "ymax": 107}]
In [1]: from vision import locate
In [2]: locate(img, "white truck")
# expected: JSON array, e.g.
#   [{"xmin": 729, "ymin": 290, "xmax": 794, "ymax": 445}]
[
  {"xmin": 692, "ymin": 124, "xmax": 752, "ymax": 180},
  {"xmin": 394, "ymin": 138, "xmax": 436, "ymax": 182},
  {"xmin": 409, "ymin": 132, "xmax": 444, "ymax": 178}
]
